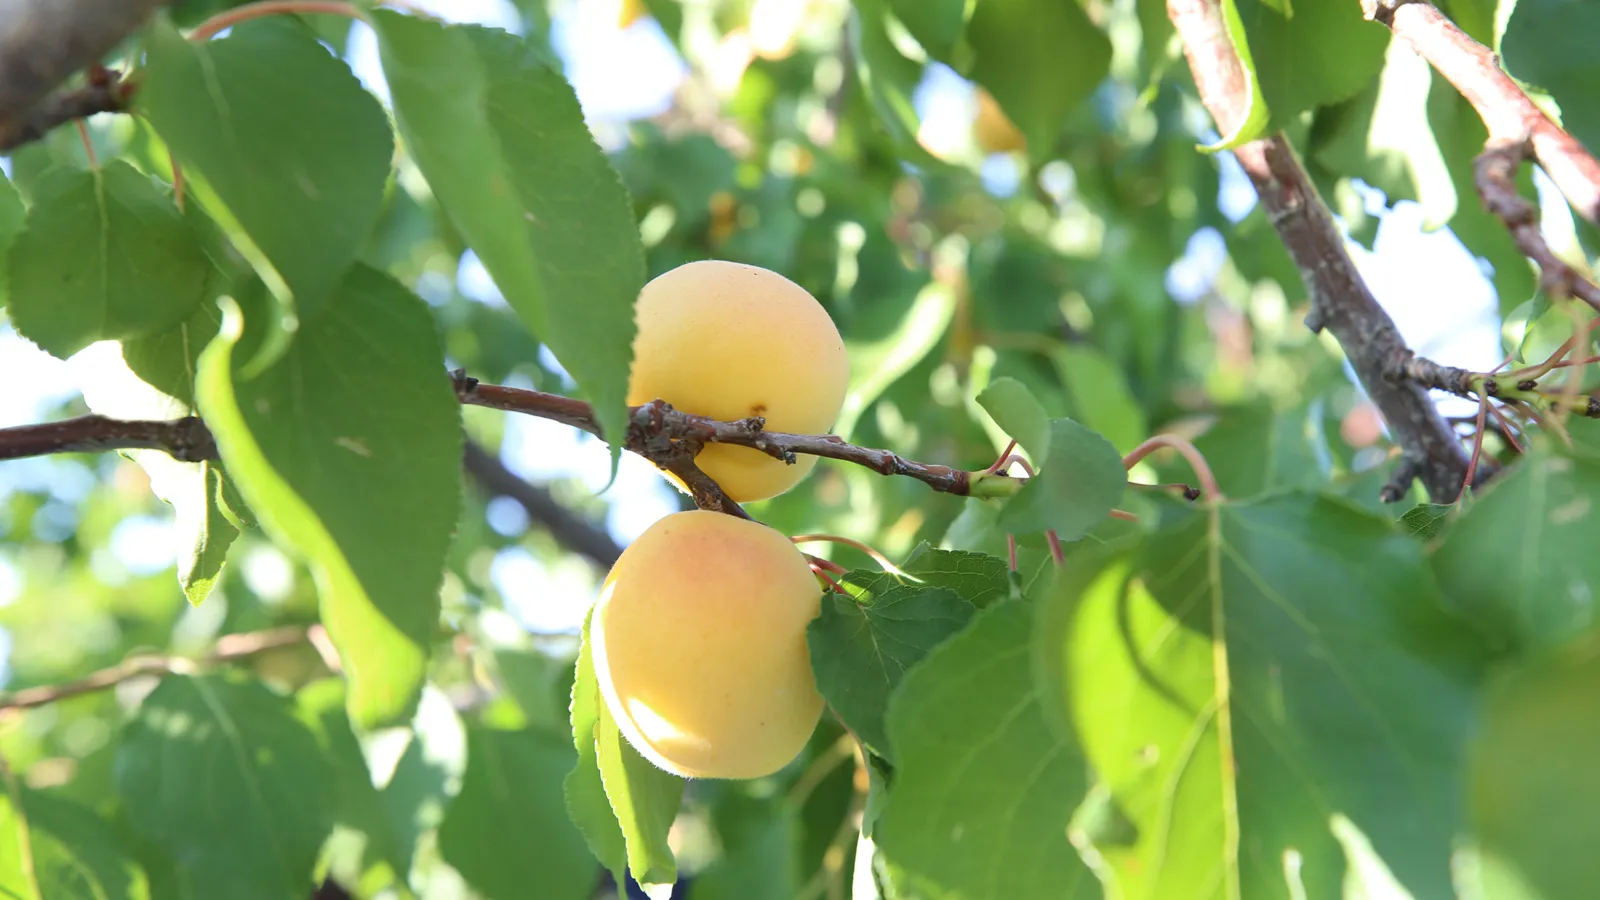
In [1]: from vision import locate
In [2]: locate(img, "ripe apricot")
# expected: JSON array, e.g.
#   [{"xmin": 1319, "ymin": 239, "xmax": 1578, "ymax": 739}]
[
  {"xmin": 590, "ymin": 510, "xmax": 824, "ymax": 779},
  {"xmin": 626, "ymin": 260, "xmax": 850, "ymax": 502}
]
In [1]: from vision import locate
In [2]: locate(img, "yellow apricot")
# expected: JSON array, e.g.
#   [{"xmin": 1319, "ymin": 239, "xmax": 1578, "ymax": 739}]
[
  {"xmin": 626, "ymin": 260, "xmax": 850, "ymax": 502},
  {"xmin": 590, "ymin": 510, "xmax": 825, "ymax": 779}
]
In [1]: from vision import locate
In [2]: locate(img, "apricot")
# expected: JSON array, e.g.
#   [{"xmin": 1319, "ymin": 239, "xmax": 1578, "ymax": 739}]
[
  {"xmin": 626, "ymin": 260, "xmax": 850, "ymax": 503},
  {"xmin": 590, "ymin": 510, "xmax": 825, "ymax": 779}
]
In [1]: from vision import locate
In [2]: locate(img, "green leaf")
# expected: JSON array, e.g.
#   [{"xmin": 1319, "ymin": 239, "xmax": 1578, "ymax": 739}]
[
  {"xmin": 1428, "ymin": 81, "xmax": 1537, "ymax": 314},
  {"xmin": 138, "ymin": 17, "xmax": 393, "ymax": 351},
  {"xmin": 6, "ymin": 161, "xmax": 210, "ymax": 359},
  {"xmin": 294, "ymin": 678, "xmax": 403, "ymax": 874},
  {"xmin": 115, "ymin": 674, "xmax": 338, "ymax": 898},
  {"xmin": 996, "ymin": 418, "xmax": 1127, "ymax": 542},
  {"xmin": 1503, "ymin": 0, "xmax": 1600, "ymax": 158},
  {"xmin": 807, "ymin": 573, "xmax": 975, "ymax": 759},
  {"xmin": 836, "ymin": 278, "xmax": 949, "ymax": 440},
  {"xmin": 597, "ymin": 697, "xmax": 684, "ymax": 886},
  {"xmin": 1202, "ymin": 0, "xmax": 1270, "ymax": 149},
  {"xmin": 1468, "ymin": 633, "xmax": 1600, "ymax": 900},
  {"xmin": 493, "ymin": 647, "xmax": 572, "ymax": 737},
  {"xmin": 850, "ymin": 0, "xmax": 942, "ymax": 168},
  {"xmin": 0, "ymin": 781, "xmax": 150, "ymax": 900},
  {"xmin": 566, "ymin": 607, "xmax": 683, "ymax": 887},
  {"xmin": 371, "ymin": 685, "xmax": 469, "ymax": 880},
  {"xmin": 900, "ymin": 544, "xmax": 1011, "ymax": 608},
  {"xmin": 195, "ymin": 266, "xmax": 462, "ymax": 729},
  {"xmin": 372, "ymin": 11, "xmax": 644, "ymax": 465},
  {"xmin": 1041, "ymin": 492, "xmax": 1493, "ymax": 899},
  {"xmin": 975, "ymin": 376, "xmax": 1049, "ymax": 463},
  {"xmin": 1309, "ymin": 41, "xmax": 1457, "ymax": 230},
  {"xmin": 876, "ymin": 600, "xmax": 1099, "ymax": 898},
  {"xmin": 964, "ymin": 0, "xmax": 1111, "ymax": 161},
  {"xmin": 689, "ymin": 790, "xmax": 801, "ymax": 900},
  {"xmin": 75, "ymin": 301, "xmax": 241, "ymax": 605},
  {"xmin": 1234, "ymin": 0, "xmax": 1390, "ymax": 129},
  {"xmin": 1187, "ymin": 401, "xmax": 1330, "ymax": 500},
  {"xmin": 1431, "ymin": 449, "xmax": 1600, "ymax": 654},
  {"xmin": 1399, "ymin": 501, "xmax": 1454, "ymax": 542},
  {"xmin": 0, "ymin": 171, "xmax": 23, "ymax": 306},
  {"xmin": 1051, "ymin": 345, "xmax": 1149, "ymax": 453},
  {"xmin": 439, "ymin": 726, "xmax": 599, "ymax": 900},
  {"xmin": 565, "ymin": 608, "xmax": 628, "ymax": 884},
  {"xmin": 887, "ymin": 0, "xmax": 965, "ymax": 58}
]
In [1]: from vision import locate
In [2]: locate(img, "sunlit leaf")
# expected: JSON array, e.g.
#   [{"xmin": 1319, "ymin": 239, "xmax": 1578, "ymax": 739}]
[
  {"xmin": 195, "ymin": 266, "xmax": 462, "ymax": 728},
  {"xmin": 373, "ymin": 10, "xmax": 643, "ymax": 465},
  {"xmin": 876, "ymin": 601, "xmax": 1099, "ymax": 898},
  {"xmin": 7, "ymin": 161, "xmax": 210, "ymax": 359},
  {"xmin": 1040, "ymin": 492, "xmax": 1493, "ymax": 899},
  {"xmin": 116, "ymin": 674, "xmax": 338, "ymax": 897},
  {"xmin": 1503, "ymin": 0, "xmax": 1600, "ymax": 158},
  {"xmin": 900, "ymin": 544, "xmax": 1011, "ymax": 608},
  {"xmin": 0, "ymin": 780, "xmax": 149, "ymax": 900},
  {"xmin": 139, "ymin": 17, "xmax": 392, "ymax": 358}
]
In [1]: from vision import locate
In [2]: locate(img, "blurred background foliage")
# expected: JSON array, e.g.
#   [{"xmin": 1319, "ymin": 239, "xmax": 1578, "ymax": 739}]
[{"xmin": 0, "ymin": 0, "xmax": 1593, "ymax": 896}]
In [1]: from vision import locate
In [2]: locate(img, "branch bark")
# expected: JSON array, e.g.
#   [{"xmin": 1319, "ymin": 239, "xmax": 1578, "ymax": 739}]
[
  {"xmin": 453, "ymin": 375, "xmax": 973, "ymax": 497},
  {"xmin": 1169, "ymin": 0, "xmax": 1476, "ymax": 501},
  {"xmin": 0, "ymin": 0, "xmax": 170, "ymax": 146},
  {"xmin": 1370, "ymin": 0, "xmax": 1600, "ymax": 225},
  {"xmin": 461, "ymin": 439, "xmax": 623, "ymax": 569},
  {"xmin": 0, "ymin": 624, "xmax": 314, "ymax": 712},
  {"xmin": 0, "ymin": 414, "xmax": 216, "ymax": 462}
]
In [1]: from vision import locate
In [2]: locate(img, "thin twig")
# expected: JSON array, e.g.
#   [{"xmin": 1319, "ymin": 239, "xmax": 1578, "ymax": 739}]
[
  {"xmin": 0, "ymin": 414, "xmax": 216, "ymax": 462},
  {"xmin": 1122, "ymin": 434, "xmax": 1222, "ymax": 501},
  {"xmin": 1474, "ymin": 141, "xmax": 1600, "ymax": 314},
  {"xmin": 0, "ymin": 624, "xmax": 316, "ymax": 712},
  {"xmin": 0, "ymin": 0, "xmax": 168, "ymax": 149},
  {"xmin": 452, "ymin": 373, "xmax": 974, "ymax": 497},
  {"xmin": 461, "ymin": 439, "xmax": 622, "ymax": 569},
  {"xmin": 1171, "ymin": 0, "xmax": 1473, "ymax": 501},
  {"xmin": 0, "ymin": 66, "xmax": 133, "ymax": 152},
  {"xmin": 1370, "ymin": 0, "xmax": 1600, "ymax": 224},
  {"xmin": 189, "ymin": 0, "xmax": 367, "ymax": 41}
]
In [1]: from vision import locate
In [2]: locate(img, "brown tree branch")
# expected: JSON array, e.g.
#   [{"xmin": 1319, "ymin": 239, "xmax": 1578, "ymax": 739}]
[
  {"xmin": 0, "ymin": 624, "xmax": 315, "ymax": 712},
  {"xmin": 1474, "ymin": 141, "xmax": 1600, "ymax": 313},
  {"xmin": 0, "ymin": 0, "xmax": 170, "ymax": 149},
  {"xmin": 1169, "ymin": 0, "xmax": 1477, "ymax": 501},
  {"xmin": 0, "ymin": 414, "xmax": 216, "ymax": 462},
  {"xmin": 1369, "ymin": 0, "xmax": 1600, "ymax": 225},
  {"xmin": 0, "ymin": 65, "xmax": 133, "ymax": 151},
  {"xmin": 452, "ymin": 373, "xmax": 974, "ymax": 498},
  {"xmin": 461, "ymin": 439, "xmax": 623, "ymax": 569},
  {"xmin": 0, "ymin": 373, "xmax": 978, "ymax": 520}
]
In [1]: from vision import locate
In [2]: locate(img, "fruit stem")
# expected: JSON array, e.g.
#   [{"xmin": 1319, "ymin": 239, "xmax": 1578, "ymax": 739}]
[
  {"xmin": 189, "ymin": 0, "xmax": 367, "ymax": 41},
  {"xmin": 1045, "ymin": 530, "xmax": 1065, "ymax": 567},
  {"xmin": 791, "ymin": 534, "xmax": 904, "ymax": 577},
  {"xmin": 982, "ymin": 439, "xmax": 1020, "ymax": 474},
  {"xmin": 1005, "ymin": 534, "xmax": 1018, "ymax": 572},
  {"xmin": 1122, "ymin": 435, "xmax": 1222, "ymax": 501}
]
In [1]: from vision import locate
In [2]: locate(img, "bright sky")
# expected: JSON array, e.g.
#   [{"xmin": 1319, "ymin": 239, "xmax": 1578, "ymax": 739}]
[{"xmin": 0, "ymin": 1, "xmax": 1511, "ymax": 640}]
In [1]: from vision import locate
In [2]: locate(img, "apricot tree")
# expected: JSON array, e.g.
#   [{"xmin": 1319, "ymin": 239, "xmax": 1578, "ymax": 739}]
[{"xmin": 0, "ymin": 0, "xmax": 1596, "ymax": 899}]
